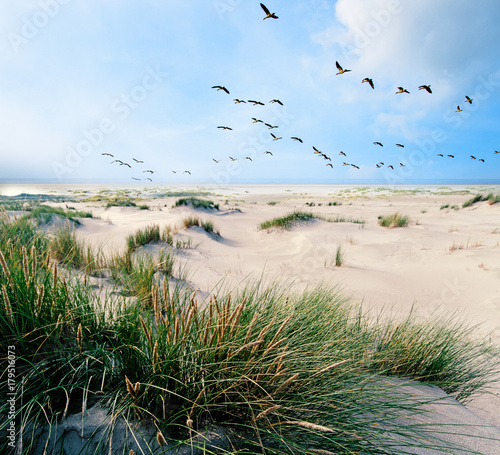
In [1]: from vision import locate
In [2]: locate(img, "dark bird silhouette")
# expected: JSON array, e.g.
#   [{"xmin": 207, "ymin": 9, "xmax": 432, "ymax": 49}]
[
  {"xmin": 143, "ymin": 170, "xmax": 154, "ymax": 174},
  {"xmin": 351, "ymin": 164, "xmax": 360, "ymax": 169},
  {"xmin": 212, "ymin": 85, "xmax": 230, "ymax": 94},
  {"xmin": 183, "ymin": 171, "xmax": 191, "ymax": 175},
  {"xmin": 111, "ymin": 159, "xmax": 123, "ymax": 164},
  {"xmin": 373, "ymin": 142, "xmax": 383, "ymax": 147},
  {"xmin": 133, "ymin": 158, "xmax": 144, "ymax": 163},
  {"xmin": 343, "ymin": 162, "xmax": 350, "ymax": 166},
  {"xmin": 387, "ymin": 165, "xmax": 394, "ymax": 170},
  {"xmin": 312, "ymin": 146, "xmax": 321, "ymax": 154},
  {"xmin": 479, "ymin": 159, "xmax": 485, "ymax": 162},
  {"xmin": 102, "ymin": 153, "xmax": 114, "ymax": 157},
  {"xmin": 172, "ymin": 170, "xmax": 177, "ymax": 173},
  {"xmin": 245, "ymin": 157, "xmax": 253, "ymax": 161},
  {"xmin": 326, "ymin": 163, "xmax": 333, "ymax": 168},
  {"xmin": 339, "ymin": 151, "xmax": 346, "ymax": 156},
  {"xmin": 270, "ymin": 99, "xmax": 283, "ymax": 105},
  {"xmin": 362, "ymin": 78, "xmax": 374, "ymax": 89},
  {"xmin": 399, "ymin": 163, "xmax": 405, "ymax": 167},
  {"xmin": 495, "ymin": 151, "xmax": 499, "ymax": 154},
  {"xmin": 265, "ymin": 123, "xmax": 278, "ymax": 129},
  {"xmin": 229, "ymin": 156, "xmax": 237, "ymax": 161},
  {"xmin": 234, "ymin": 99, "xmax": 246, "ymax": 103},
  {"xmin": 447, "ymin": 155, "xmax": 454, "ymax": 158},
  {"xmin": 396, "ymin": 144, "xmax": 404, "ymax": 148},
  {"xmin": 377, "ymin": 162, "xmax": 384, "ymax": 165},
  {"xmin": 437, "ymin": 154, "xmax": 443, "ymax": 157},
  {"xmin": 376, "ymin": 164, "xmax": 382, "ymax": 168},
  {"xmin": 321, "ymin": 154, "xmax": 331, "ymax": 161},
  {"xmin": 218, "ymin": 126, "xmax": 233, "ymax": 130},
  {"xmin": 252, "ymin": 118, "xmax": 263, "ymax": 123},
  {"xmin": 396, "ymin": 87, "xmax": 410, "ymax": 94},
  {"xmin": 260, "ymin": 3, "xmax": 278, "ymax": 20},
  {"xmin": 471, "ymin": 155, "xmax": 476, "ymax": 159},
  {"xmin": 131, "ymin": 177, "xmax": 141, "ymax": 181},
  {"xmin": 465, "ymin": 96, "xmax": 473, "ymax": 104},
  {"xmin": 248, "ymin": 100, "xmax": 265, "ymax": 106},
  {"xmin": 291, "ymin": 137, "xmax": 303, "ymax": 143},
  {"xmin": 336, "ymin": 61, "xmax": 351, "ymax": 75},
  {"xmin": 146, "ymin": 178, "xmax": 152, "ymax": 182},
  {"xmin": 456, "ymin": 106, "xmax": 462, "ymax": 112},
  {"xmin": 212, "ymin": 159, "xmax": 220, "ymax": 163},
  {"xmin": 265, "ymin": 151, "xmax": 273, "ymax": 155},
  {"xmin": 418, "ymin": 85, "xmax": 432, "ymax": 93},
  {"xmin": 120, "ymin": 162, "xmax": 131, "ymax": 168},
  {"xmin": 271, "ymin": 133, "xmax": 282, "ymax": 141}
]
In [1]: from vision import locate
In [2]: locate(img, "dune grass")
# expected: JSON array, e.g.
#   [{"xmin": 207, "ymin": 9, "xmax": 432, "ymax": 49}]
[
  {"xmin": 26, "ymin": 205, "xmax": 93, "ymax": 225},
  {"xmin": 1, "ymin": 213, "xmax": 499, "ymax": 454},
  {"xmin": 259, "ymin": 210, "xmax": 315, "ymax": 230},
  {"xmin": 463, "ymin": 193, "xmax": 500, "ymax": 208},
  {"xmin": 182, "ymin": 215, "xmax": 219, "ymax": 235},
  {"xmin": 174, "ymin": 197, "xmax": 219, "ymax": 210},
  {"xmin": 378, "ymin": 213, "xmax": 410, "ymax": 228},
  {"xmin": 126, "ymin": 224, "xmax": 161, "ymax": 253}
]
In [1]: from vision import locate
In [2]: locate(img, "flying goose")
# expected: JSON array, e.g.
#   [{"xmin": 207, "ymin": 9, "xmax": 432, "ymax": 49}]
[
  {"xmin": 143, "ymin": 170, "xmax": 154, "ymax": 174},
  {"xmin": 456, "ymin": 106, "xmax": 462, "ymax": 112},
  {"xmin": 234, "ymin": 99, "xmax": 246, "ymax": 103},
  {"xmin": 248, "ymin": 100, "xmax": 265, "ymax": 106},
  {"xmin": 447, "ymin": 155, "xmax": 454, "ymax": 158},
  {"xmin": 336, "ymin": 61, "xmax": 351, "ymax": 75},
  {"xmin": 265, "ymin": 123, "xmax": 278, "ymax": 129},
  {"xmin": 362, "ymin": 78, "xmax": 374, "ymax": 89},
  {"xmin": 212, "ymin": 85, "xmax": 230, "ymax": 94},
  {"xmin": 270, "ymin": 99, "xmax": 283, "ymax": 105},
  {"xmin": 387, "ymin": 165, "xmax": 394, "ymax": 169},
  {"xmin": 252, "ymin": 118, "xmax": 263, "ymax": 123},
  {"xmin": 183, "ymin": 171, "xmax": 191, "ymax": 175},
  {"xmin": 133, "ymin": 158, "xmax": 144, "ymax": 163},
  {"xmin": 465, "ymin": 96, "xmax": 473, "ymax": 104},
  {"xmin": 479, "ymin": 159, "xmax": 485, "ymax": 162},
  {"xmin": 418, "ymin": 85, "xmax": 432, "ymax": 93},
  {"xmin": 313, "ymin": 146, "xmax": 321, "ymax": 154},
  {"xmin": 326, "ymin": 163, "xmax": 333, "ymax": 168},
  {"xmin": 212, "ymin": 159, "xmax": 220, "ymax": 163},
  {"xmin": 218, "ymin": 126, "xmax": 233, "ymax": 130},
  {"xmin": 291, "ymin": 137, "xmax": 303, "ymax": 143},
  {"xmin": 260, "ymin": 3, "xmax": 278, "ymax": 20},
  {"xmin": 265, "ymin": 151, "xmax": 273, "ymax": 155},
  {"xmin": 245, "ymin": 157, "xmax": 253, "ymax": 161},
  {"xmin": 271, "ymin": 133, "xmax": 282, "ymax": 141},
  {"xmin": 396, "ymin": 87, "xmax": 410, "ymax": 94},
  {"xmin": 102, "ymin": 153, "xmax": 114, "ymax": 157},
  {"xmin": 373, "ymin": 141, "xmax": 383, "ymax": 147},
  {"xmin": 339, "ymin": 151, "xmax": 346, "ymax": 156},
  {"xmin": 396, "ymin": 144, "xmax": 404, "ymax": 148}
]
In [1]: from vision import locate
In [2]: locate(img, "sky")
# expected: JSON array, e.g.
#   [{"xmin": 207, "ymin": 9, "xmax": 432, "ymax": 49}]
[{"xmin": 0, "ymin": 0, "xmax": 499, "ymax": 185}]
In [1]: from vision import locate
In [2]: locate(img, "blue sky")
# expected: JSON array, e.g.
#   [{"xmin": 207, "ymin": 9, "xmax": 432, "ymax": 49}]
[{"xmin": 1, "ymin": 0, "xmax": 499, "ymax": 184}]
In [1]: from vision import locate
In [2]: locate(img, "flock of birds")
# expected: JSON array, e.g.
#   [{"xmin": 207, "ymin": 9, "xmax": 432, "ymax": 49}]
[{"xmin": 101, "ymin": 2, "xmax": 497, "ymax": 181}]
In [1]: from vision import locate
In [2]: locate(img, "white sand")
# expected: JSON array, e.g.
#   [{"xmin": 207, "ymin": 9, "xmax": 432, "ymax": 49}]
[{"xmin": 4, "ymin": 183, "xmax": 500, "ymax": 427}]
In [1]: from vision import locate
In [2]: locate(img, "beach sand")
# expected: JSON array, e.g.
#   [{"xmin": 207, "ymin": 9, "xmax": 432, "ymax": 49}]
[{"xmin": 3, "ymin": 183, "xmax": 499, "ymax": 430}]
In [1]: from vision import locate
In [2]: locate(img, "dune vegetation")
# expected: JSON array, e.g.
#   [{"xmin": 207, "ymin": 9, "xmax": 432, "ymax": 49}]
[{"xmin": 0, "ymin": 210, "xmax": 498, "ymax": 454}]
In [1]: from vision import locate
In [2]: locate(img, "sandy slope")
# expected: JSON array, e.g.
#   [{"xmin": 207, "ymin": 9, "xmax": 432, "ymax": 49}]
[{"xmin": 7, "ymin": 183, "xmax": 500, "ymax": 427}]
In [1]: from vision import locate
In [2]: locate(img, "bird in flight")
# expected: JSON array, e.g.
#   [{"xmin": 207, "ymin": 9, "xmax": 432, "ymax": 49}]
[
  {"xmin": 145, "ymin": 178, "xmax": 152, "ymax": 182},
  {"xmin": 312, "ymin": 146, "xmax": 321, "ymax": 154},
  {"xmin": 260, "ymin": 3, "xmax": 278, "ymax": 20},
  {"xmin": 265, "ymin": 123, "xmax": 278, "ymax": 129},
  {"xmin": 376, "ymin": 164, "xmax": 382, "ymax": 168},
  {"xmin": 447, "ymin": 155, "xmax": 455, "ymax": 158},
  {"xmin": 248, "ymin": 100, "xmax": 265, "ymax": 106},
  {"xmin": 399, "ymin": 163, "xmax": 405, "ymax": 167},
  {"xmin": 351, "ymin": 164, "xmax": 360, "ymax": 169},
  {"xmin": 495, "ymin": 151, "xmax": 499, "ymax": 154},
  {"xmin": 326, "ymin": 163, "xmax": 333, "ymax": 168},
  {"xmin": 373, "ymin": 141, "xmax": 383, "ymax": 147},
  {"xmin": 387, "ymin": 165, "xmax": 394, "ymax": 170},
  {"xmin": 479, "ymin": 159, "xmax": 485, "ymax": 162},
  {"xmin": 396, "ymin": 144, "xmax": 404, "ymax": 148},
  {"xmin": 111, "ymin": 159, "xmax": 123, "ymax": 164},
  {"xmin": 339, "ymin": 151, "xmax": 346, "ymax": 156},
  {"xmin": 102, "ymin": 153, "xmax": 114, "ymax": 157},
  {"xmin": 245, "ymin": 157, "xmax": 253, "ymax": 161},
  {"xmin": 252, "ymin": 118, "xmax": 263, "ymax": 123},
  {"xmin": 437, "ymin": 154, "xmax": 443, "ymax": 157},
  {"xmin": 183, "ymin": 170, "xmax": 191, "ymax": 175},
  {"xmin": 133, "ymin": 158, "xmax": 144, "ymax": 163},
  {"xmin": 143, "ymin": 170, "xmax": 154, "ymax": 174},
  {"xmin": 234, "ymin": 99, "xmax": 246, "ymax": 104},
  {"xmin": 336, "ymin": 61, "xmax": 351, "ymax": 75},
  {"xmin": 271, "ymin": 133, "xmax": 282, "ymax": 141},
  {"xmin": 172, "ymin": 170, "xmax": 177, "ymax": 173},
  {"xmin": 343, "ymin": 162, "xmax": 350, "ymax": 166},
  {"xmin": 218, "ymin": 126, "xmax": 233, "ymax": 130},
  {"xmin": 396, "ymin": 87, "xmax": 410, "ymax": 94},
  {"xmin": 265, "ymin": 151, "xmax": 273, "ymax": 155},
  {"xmin": 471, "ymin": 155, "xmax": 476, "ymax": 159},
  {"xmin": 131, "ymin": 177, "xmax": 141, "ymax": 181},
  {"xmin": 362, "ymin": 78, "xmax": 374, "ymax": 89},
  {"xmin": 418, "ymin": 85, "xmax": 432, "ymax": 93},
  {"xmin": 291, "ymin": 137, "xmax": 303, "ymax": 143},
  {"xmin": 465, "ymin": 96, "xmax": 473, "ymax": 104},
  {"xmin": 456, "ymin": 106, "xmax": 462, "ymax": 112},
  {"xmin": 212, "ymin": 85, "xmax": 230, "ymax": 94},
  {"xmin": 119, "ymin": 162, "xmax": 131, "ymax": 168},
  {"xmin": 320, "ymin": 154, "xmax": 331, "ymax": 161},
  {"xmin": 229, "ymin": 156, "xmax": 237, "ymax": 161},
  {"xmin": 270, "ymin": 99, "xmax": 283, "ymax": 105},
  {"xmin": 212, "ymin": 159, "xmax": 220, "ymax": 163}
]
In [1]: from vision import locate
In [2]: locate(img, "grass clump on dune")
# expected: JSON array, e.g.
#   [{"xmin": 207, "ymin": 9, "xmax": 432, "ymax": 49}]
[
  {"xmin": 182, "ymin": 215, "xmax": 219, "ymax": 235},
  {"xmin": 174, "ymin": 197, "xmax": 219, "ymax": 210},
  {"xmin": 259, "ymin": 210, "xmax": 315, "ymax": 230},
  {"xmin": 26, "ymin": 205, "xmax": 93, "ymax": 225},
  {"xmin": 463, "ymin": 193, "xmax": 500, "ymax": 208},
  {"xmin": 126, "ymin": 224, "xmax": 161, "ymax": 253},
  {"xmin": 378, "ymin": 212, "xmax": 410, "ymax": 228},
  {"xmin": 1, "ymin": 212, "xmax": 499, "ymax": 454}
]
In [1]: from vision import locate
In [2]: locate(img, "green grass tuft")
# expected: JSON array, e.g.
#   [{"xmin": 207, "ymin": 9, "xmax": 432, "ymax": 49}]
[
  {"xmin": 378, "ymin": 213, "xmax": 410, "ymax": 228},
  {"xmin": 259, "ymin": 210, "xmax": 315, "ymax": 230},
  {"xmin": 174, "ymin": 197, "xmax": 219, "ymax": 210}
]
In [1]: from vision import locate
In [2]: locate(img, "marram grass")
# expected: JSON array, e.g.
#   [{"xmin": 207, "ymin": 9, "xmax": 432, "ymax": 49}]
[{"xmin": 0, "ymin": 211, "xmax": 498, "ymax": 454}]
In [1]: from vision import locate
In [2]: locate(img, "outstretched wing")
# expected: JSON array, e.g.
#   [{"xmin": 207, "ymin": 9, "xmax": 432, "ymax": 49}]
[
  {"xmin": 260, "ymin": 3, "xmax": 270, "ymax": 15},
  {"xmin": 336, "ymin": 61, "xmax": 342, "ymax": 71}
]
